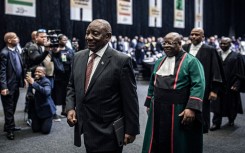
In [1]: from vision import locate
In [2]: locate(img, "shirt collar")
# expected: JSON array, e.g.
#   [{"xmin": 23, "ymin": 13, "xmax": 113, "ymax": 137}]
[
  {"xmin": 221, "ymin": 48, "xmax": 232, "ymax": 55},
  {"xmin": 7, "ymin": 46, "xmax": 16, "ymax": 51},
  {"xmin": 191, "ymin": 42, "xmax": 203, "ymax": 48},
  {"xmin": 89, "ymin": 43, "xmax": 108, "ymax": 57}
]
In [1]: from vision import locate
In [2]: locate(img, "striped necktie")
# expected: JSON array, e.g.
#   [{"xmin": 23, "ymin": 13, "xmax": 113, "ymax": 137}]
[{"xmin": 84, "ymin": 53, "xmax": 97, "ymax": 93}]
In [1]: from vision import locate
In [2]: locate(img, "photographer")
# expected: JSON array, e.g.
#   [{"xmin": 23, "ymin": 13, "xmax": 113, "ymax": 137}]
[
  {"xmin": 27, "ymin": 29, "xmax": 57, "ymax": 122},
  {"xmin": 52, "ymin": 34, "xmax": 74, "ymax": 117}
]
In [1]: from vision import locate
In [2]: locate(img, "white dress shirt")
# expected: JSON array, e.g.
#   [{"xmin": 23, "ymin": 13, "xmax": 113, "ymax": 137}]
[
  {"xmin": 189, "ymin": 42, "xmax": 203, "ymax": 56},
  {"xmin": 156, "ymin": 56, "xmax": 176, "ymax": 77},
  {"xmin": 87, "ymin": 43, "xmax": 108, "ymax": 86},
  {"xmin": 221, "ymin": 49, "xmax": 231, "ymax": 61}
]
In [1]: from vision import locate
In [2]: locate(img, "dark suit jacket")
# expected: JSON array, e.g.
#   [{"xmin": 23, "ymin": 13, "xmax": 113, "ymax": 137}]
[
  {"xmin": 32, "ymin": 77, "xmax": 56, "ymax": 119},
  {"xmin": 28, "ymin": 43, "xmax": 49, "ymax": 69},
  {"xmin": 0, "ymin": 47, "xmax": 24, "ymax": 93},
  {"xmin": 66, "ymin": 46, "xmax": 139, "ymax": 151}
]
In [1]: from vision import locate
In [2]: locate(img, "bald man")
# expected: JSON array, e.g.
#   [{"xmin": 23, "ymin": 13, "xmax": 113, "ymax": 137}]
[
  {"xmin": 0, "ymin": 32, "xmax": 25, "ymax": 140},
  {"xmin": 182, "ymin": 28, "xmax": 224, "ymax": 133},
  {"xmin": 66, "ymin": 19, "xmax": 139, "ymax": 153},
  {"xmin": 142, "ymin": 32, "xmax": 205, "ymax": 153},
  {"xmin": 210, "ymin": 37, "xmax": 245, "ymax": 131}
]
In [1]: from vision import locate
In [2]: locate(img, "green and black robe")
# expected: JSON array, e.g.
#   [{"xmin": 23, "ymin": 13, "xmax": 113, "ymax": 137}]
[{"xmin": 142, "ymin": 51, "xmax": 205, "ymax": 153}]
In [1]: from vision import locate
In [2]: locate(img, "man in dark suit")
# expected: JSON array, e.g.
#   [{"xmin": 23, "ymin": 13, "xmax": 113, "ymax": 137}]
[
  {"xmin": 25, "ymin": 66, "xmax": 56, "ymax": 134},
  {"xmin": 0, "ymin": 32, "xmax": 25, "ymax": 140},
  {"xmin": 66, "ymin": 19, "xmax": 140, "ymax": 153},
  {"xmin": 182, "ymin": 28, "xmax": 224, "ymax": 133}
]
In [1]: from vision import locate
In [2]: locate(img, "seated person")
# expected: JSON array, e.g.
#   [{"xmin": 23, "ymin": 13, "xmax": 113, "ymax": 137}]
[{"xmin": 25, "ymin": 66, "xmax": 56, "ymax": 134}]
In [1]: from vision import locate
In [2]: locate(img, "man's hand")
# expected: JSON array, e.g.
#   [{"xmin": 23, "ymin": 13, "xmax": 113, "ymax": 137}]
[
  {"xmin": 179, "ymin": 109, "xmax": 195, "ymax": 125},
  {"xmin": 67, "ymin": 109, "xmax": 77, "ymax": 127},
  {"xmin": 124, "ymin": 134, "xmax": 136, "ymax": 145},
  {"xmin": 25, "ymin": 75, "xmax": 34, "ymax": 85},
  {"xmin": 231, "ymin": 86, "xmax": 238, "ymax": 91},
  {"xmin": 146, "ymin": 107, "xmax": 150, "ymax": 115},
  {"xmin": 208, "ymin": 91, "xmax": 217, "ymax": 101},
  {"xmin": 1, "ymin": 89, "xmax": 9, "ymax": 96}
]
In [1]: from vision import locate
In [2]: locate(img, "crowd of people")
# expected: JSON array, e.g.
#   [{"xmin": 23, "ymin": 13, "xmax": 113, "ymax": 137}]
[{"xmin": 1, "ymin": 19, "xmax": 245, "ymax": 153}]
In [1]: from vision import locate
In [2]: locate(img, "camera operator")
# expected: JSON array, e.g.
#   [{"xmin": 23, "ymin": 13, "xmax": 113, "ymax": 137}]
[
  {"xmin": 27, "ymin": 29, "xmax": 57, "ymax": 122},
  {"xmin": 52, "ymin": 34, "xmax": 74, "ymax": 117}
]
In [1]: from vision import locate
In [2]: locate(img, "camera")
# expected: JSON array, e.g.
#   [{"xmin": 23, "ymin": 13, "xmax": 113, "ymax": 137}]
[{"xmin": 47, "ymin": 29, "xmax": 61, "ymax": 47}]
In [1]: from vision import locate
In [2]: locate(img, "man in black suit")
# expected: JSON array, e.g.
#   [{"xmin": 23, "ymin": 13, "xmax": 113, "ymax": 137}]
[
  {"xmin": 182, "ymin": 28, "xmax": 224, "ymax": 133},
  {"xmin": 0, "ymin": 32, "xmax": 25, "ymax": 140},
  {"xmin": 66, "ymin": 19, "xmax": 140, "ymax": 153}
]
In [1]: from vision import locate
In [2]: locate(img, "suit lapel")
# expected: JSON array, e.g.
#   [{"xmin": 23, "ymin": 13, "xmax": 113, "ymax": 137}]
[
  {"xmin": 85, "ymin": 47, "xmax": 112, "ymax": 94},
  {"xmin": 8, "ymin": 49, "xmax": 18, "ymax": 74},
  {"xmin": 77, "ymin": 49, "xmax": 90, "ymax": 94},
  {"xmin": 185, "ymin": 44, "xmax": 191, "ymax": 53},
  {"xmin": 195, "ymin": 44, "xmax": 204, "ymax": 59}
]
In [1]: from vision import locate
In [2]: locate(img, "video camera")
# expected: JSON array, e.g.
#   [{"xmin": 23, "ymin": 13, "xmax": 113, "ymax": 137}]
[{"xmin": 47, "ymin": 29, "xmax": 61, "ymax": 47}]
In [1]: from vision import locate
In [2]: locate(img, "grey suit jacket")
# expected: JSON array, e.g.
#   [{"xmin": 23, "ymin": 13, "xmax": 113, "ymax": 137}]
[{"xmin": 66, "ymin": 46, "xmax": 139, "ymax": 152}]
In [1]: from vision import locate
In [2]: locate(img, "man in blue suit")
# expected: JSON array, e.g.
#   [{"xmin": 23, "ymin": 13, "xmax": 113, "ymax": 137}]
[
  {"xmin": 0, "ymin": 32, "xmax": 25, "ymax": 140},
  {"xmin": 25, "ymin": 66, "xmax": 56, "ymax": 134}
]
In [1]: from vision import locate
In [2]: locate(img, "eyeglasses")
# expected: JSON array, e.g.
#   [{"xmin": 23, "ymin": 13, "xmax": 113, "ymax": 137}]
[
  {"xmin": 37, "ymin": 29, "xmax": 47, "ymax": 33},
  {"xmin": 162, "ymin": 41, "xmax": 178, "ymax": 46}
]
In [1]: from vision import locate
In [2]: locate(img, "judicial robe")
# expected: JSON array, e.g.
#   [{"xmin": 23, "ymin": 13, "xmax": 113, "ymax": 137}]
[
  {"xmin": 211, "ymin": 51, "xmax": 244, "ymax": 116},
  {"xmin": 142, "ymin": 51, "xmax": 205, "ymax": 153},
  {"xmin": 182, "ymin": 43, "xmax": 225, "ymax": 133}
]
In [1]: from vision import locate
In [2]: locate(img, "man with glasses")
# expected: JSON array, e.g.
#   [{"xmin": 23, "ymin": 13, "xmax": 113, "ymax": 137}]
[
  {"xmin": 0, "ymin": 32, "xmax": 25, "ymax": 140},
  {"xmin": 142, "ymin": 32, "xmax": 205, "ymax": 153}
]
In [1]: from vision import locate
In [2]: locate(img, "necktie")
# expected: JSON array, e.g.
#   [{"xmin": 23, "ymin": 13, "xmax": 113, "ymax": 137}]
[
  {"xmin": 12, "ymin": 50, "xmax": 22, "ymax": 78},
  {"xmin": 84, "ymin": 53, "xmax": 97, "ymax": 93}
]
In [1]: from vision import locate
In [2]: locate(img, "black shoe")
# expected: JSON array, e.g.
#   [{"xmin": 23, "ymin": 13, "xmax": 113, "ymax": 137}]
[
  {"xmin": 53, "ymin": 114, "xmax": 61, "ymax": 122},
  {"xmin": 6, "ymin": 131, "xmax": 14, "ymax": 140},
  {"xmin": 4, "ymin": 126, "xmax": 21, "ymax": 132},
  {"xmin": 13, "ymin": 126, "xmax": 21, "ymax": 131},
  {"xmin": 26, "ymin": 119, "xmax": 32, "ymax": 127},
  {"xmin": 210, "ymin": 124, "xmax": 220, "ymax": 131},
  {"xmin": 228, "ymin": 122, "xmax": 234, "ymax": 126}
]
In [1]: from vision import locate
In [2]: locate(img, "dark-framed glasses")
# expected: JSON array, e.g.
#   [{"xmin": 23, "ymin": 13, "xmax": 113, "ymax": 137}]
[{"xmin": 162, "ymin": 41, "xmax": 178, "ymax": 46}]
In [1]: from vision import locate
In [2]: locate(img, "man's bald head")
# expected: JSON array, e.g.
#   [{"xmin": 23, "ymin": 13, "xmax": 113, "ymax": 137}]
[
  {"xmin": 190, "ymin": 28, "xmax": 204, "ymax": 45},
  {"xmin": 163, "ymin": 32, "xmax": 182, "ymax": 57},
  {"xmin": 220, "ymin": 37, "xmax": 231, "ymax": 52},
  {"xmin": 85, "ymin": 19, "xmax": 112, "ymax": 52},
  {"xmin": 4, "ymin": 32, "xmax": 19, "ymax": 47},
  {"xmin": 164, "ymin": 32, "xmax": 182, "ymax": 44},
  {"xmin": 221, "ymin": 37, "xmax": 231, "ymax": 43},
  {"xmin": 90, "ymin": 19, "xmax": 112, "ymax": 34},
  {"xmin": 191, "ymin": 28, "xmax": 204, "ymax": 36},
  {"xmin": 4, "ymin": 32, "xmax": 17, "ymax": 43},
  {"xmin": 36, "ymin": 66, "xmax": 46, "ymax": 74}
]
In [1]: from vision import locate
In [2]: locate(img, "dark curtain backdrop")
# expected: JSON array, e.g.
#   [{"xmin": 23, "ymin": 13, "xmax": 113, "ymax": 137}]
[{"xmin": 0, "ymin": 0, "xmax": 244, "ymax": 49}]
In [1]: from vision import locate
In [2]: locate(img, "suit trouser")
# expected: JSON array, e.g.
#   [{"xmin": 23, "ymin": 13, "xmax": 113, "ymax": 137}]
[
  {"xmin": 1, "ymin": 89, "xmax": 19, "ymax": 132},
  {"xmin": 202, "ymin": 98, "xmax": 210, "ymax": 133},
  {"xmin": 31, "ymin": 111, "xmax": 53, "ymax": 134},
  {"xmin": 212, "ymin": 113, "xmax": 237, "ymax": 126}
]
